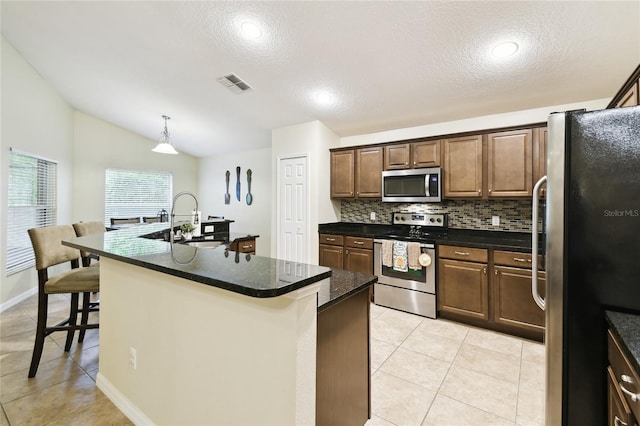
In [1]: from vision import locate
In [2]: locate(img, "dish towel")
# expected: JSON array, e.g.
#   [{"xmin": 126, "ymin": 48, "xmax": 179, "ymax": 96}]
[
  {"xmin": 392, "ymin": 241, "xmax": 408, "ymax": 272},
  {"xmin": 407, "ymin": 242, "xmax": 422, "ymax": 270},
  {"xmin": 382, "ymin": 240, "xmax": 393, "ymax": 267}
]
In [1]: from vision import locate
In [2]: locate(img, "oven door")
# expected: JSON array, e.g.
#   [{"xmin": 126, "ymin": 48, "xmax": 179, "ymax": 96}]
[{"xmin": 374, "ymin": 240, "xmax": 435, "ymax": 294}]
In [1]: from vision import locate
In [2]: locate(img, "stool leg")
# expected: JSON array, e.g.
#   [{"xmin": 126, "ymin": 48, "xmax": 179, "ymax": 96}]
[
  {"xmin": 28, "ymin": 291, "xmax": 49, "ymax": 378},
  {"xmin": 78, "ymin": 292, "xmax": 91, "ymax": 343},
  {"xmin": 64, "ymin": 293, "xmax": 79, "ymax": 352}
]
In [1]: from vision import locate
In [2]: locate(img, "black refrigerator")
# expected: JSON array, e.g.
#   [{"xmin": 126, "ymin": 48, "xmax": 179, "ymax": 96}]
[{"xmin": 531, "ymin": 107, "xmax": 640, "ymax": 425}]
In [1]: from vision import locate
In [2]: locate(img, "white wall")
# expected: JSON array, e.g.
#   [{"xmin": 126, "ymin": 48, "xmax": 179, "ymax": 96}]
[
  {"xmin": 271, "ymin": 121, "xmax": 341, "ymax": 263},
  {"xmin": 198, "ymin": 148, "xmax": 271, "ymax": 257},
  {"xmin": 1, "ymin": 36, "xmax": 76, "ymax": 306},
  {"xmin": 340, "ymin": 98, "xmax": 611, "ymax": 147},
  {"xmin": 73, "ymin": 111, "xmax": 199, "ymax": 224}
]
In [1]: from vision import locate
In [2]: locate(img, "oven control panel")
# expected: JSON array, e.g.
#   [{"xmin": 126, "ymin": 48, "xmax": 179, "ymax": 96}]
[{"xmin": 393, "ymin": 212, "xmax": 447, "ymax": 227}]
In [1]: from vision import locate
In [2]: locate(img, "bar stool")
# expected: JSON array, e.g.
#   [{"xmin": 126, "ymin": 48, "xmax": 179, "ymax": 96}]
[
  {"xmin": 27, "ymin": 225, "xmax": 100, "ymax": 378},
  {"xmin": 72, "ymin": 221, "xmax": 104, "ymax": 343}
]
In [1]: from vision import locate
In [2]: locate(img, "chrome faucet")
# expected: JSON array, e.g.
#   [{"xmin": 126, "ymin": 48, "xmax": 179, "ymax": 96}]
[{"xmin": 170, "ymin": 191, "xmax": 199, "ymax": 245}]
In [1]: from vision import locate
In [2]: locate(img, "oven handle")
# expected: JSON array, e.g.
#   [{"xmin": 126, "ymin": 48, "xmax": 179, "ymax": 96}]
[{"xmin": 374, "ymin": 239, "xmax": 434, "ymax": 249}]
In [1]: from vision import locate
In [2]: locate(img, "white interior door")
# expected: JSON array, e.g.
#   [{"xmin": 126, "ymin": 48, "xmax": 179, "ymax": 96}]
[{"xmin": 278, "ymin": 155, "xmax": 309, "ymax": 263}]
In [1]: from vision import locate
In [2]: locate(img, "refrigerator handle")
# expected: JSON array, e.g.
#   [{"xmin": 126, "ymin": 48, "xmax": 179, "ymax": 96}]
[{"xmin": 532, "ymin": 175, "xmax": 547, "ymax": 310}]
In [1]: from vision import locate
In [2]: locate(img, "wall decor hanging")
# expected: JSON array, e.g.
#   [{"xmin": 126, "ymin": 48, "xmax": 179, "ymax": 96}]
[{"xmin": 246, "ymin": 169, "xmax": 253, "ymax": 205}]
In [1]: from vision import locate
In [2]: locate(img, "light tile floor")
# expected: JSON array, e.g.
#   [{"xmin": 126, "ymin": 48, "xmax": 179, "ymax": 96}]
[
  {"xmin": 367, "ymin": 303, "xmax": 545, "ymax": 426},
  {"xmin": 1, "ymin": 294, "xmax": 544, "ymax": 425}
]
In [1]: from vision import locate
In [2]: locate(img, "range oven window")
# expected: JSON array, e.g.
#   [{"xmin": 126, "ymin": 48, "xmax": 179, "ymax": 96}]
[{"xmin": 381, "ymin": 264, "xmax": 427, "ymax": 283}]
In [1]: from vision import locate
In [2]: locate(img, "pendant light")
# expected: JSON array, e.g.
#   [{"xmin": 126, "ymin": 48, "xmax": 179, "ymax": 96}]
[{"xmin": 152, "ymin": 115, "xmax": 179, "ymax": 154}]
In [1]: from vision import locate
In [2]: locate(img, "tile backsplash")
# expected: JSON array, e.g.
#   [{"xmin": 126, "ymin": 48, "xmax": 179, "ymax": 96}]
[{"xmin": 340, "ymin": 199, "xmax": 544, "ymax": 232}]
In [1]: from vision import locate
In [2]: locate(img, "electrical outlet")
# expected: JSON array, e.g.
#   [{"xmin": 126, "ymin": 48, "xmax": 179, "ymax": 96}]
[
  {"xmin": 370, "ymin": 212, "xmax": 376, "ymax": 220},
  {"xmin": 492, "ymin": 215, "xmax": 500, "ymax": 226},
  {"xmin": 130, "ymin": 347, "xmax": 137, "ymax": 369}
]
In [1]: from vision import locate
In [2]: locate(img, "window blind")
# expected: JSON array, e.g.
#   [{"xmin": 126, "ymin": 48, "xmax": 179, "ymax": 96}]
[
  {"xmin": 104, "ymin": 169, "xmax": 172, "ymax": 226},
  {"xmin": 7, "ymin": 150, "xmax": 57, "ymax": 276}
]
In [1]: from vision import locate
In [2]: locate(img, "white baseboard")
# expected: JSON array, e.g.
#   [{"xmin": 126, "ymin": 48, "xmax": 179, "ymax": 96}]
[
  {"xmin": 96, "ymin": 372, "xmax": 154, "ymax": 425},
  {"xmin": 0, "ymin": 287, "xmax": 37, "ymax": 313}
]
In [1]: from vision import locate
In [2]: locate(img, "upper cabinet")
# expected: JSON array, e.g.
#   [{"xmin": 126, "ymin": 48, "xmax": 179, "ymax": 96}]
[
  {"xmin": 331, "ymin": 147, "xmax": 383, "ymax": 199},
  {"xmin": 330, "ymin": 150, "xmax": 355, "ymax": 198},
  {"xmin": 487, "ymin": 129, "xmax": 533, "ymax": 198},
  {"xmin": 608, "ymin": 64, "xmax": 640, "ymax": 109},
  {"xmin": 384, "ymin": 140, "xmax": 441, "ymax": 170},
  {"xmin": 443, "ymin": 135, "xmax": 484, "ymax": 198}
]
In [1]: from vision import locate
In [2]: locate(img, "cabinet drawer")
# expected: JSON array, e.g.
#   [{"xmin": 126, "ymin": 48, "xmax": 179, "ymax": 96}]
[
  {"xmin": 236, "ymin": 239, "xmax": 255, "ymax": 253},
  {"xmin": 494, "ymin": 250, "xmax": 545, "ymax": 270},
  {"xmin": 345, "ymin": 236, "xmax": 373, "ymax": 250},
  {"xmin": 608, "ymin": 329, "xmax": 640, "ymax": 420},
  {"xmin": 439, "ymin": 245, "xmax": 488, "ymax": 263},
  {"xmin": 608, "ymin": 366, "xmax": 636, "ymax": 426},
  {"xmin": 319, "ymin": 234, "xmax": 344, "ymax": 246}
]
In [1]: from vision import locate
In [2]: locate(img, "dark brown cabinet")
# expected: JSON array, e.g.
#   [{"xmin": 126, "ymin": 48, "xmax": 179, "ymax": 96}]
[
  {"xmin": 330, "ymin": 147, "xmax": 382, "ymax": 199},
  {"xmin": 438, "ymin": 245, "xmax": 489, "ymax": 322},
  {"xmin": 487, "ymin": 129, "xmax": 533, "ymax": 198},
  {"xmin": 383, "ymin": 140, "xmax": 441, "ymax": 170},
  {"xmin": 319, "ymin": 234, "xmax": 373, "ymax": 275},
  {"xmin": 608, "ymin": 65, "xmax": 640, "ymax": 109},
  {"xmin": 608, "ymin": 329, "xmax": 640, "ymax": 425},
  {"xmin": 492, "ymin": 250, "xmax": 546, "ymax": 339},
  {"xmin": 330, "ymin": 150, "xmax": 355, "ymax": 198},
  {"xmin": 438, "ymin": 246, "xmax": 546, "ymax": 340},
  {"xmin": 443, "ymin": 135, "xmax": 484, "ymax": 198},
  {"xmin": 229, "ymin": 238, "xmax": 256, "ymax": 254},
  {"xmin": 616, "ymin": 82, "xmax": 639, "ymax": 108},
  {"xmin": 355, "ymin": 147, "xmax": 383, "ymax": 198}
]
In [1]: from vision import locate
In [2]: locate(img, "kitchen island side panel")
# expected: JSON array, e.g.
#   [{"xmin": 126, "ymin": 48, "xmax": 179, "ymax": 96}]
[{"xmin": 96, "ymin": 257, "xmax": 318, "ymax": 425}]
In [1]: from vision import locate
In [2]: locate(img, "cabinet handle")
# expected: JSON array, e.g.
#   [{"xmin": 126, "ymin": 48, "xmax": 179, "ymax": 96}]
[
  {"xmin": 477, "ymin": 189, "xmax": 482, "ymax": 194},
  {"xmin": 413, "ymin": 161, "xmax": 417, "ymax": 166},
  {"xmin": 242, "ymin": 245, "xmax": 252, "ymax": 249},
  {"xmin": 620, "ymin": 375, "xmax": 639, "ymax": 402},
  {"xmin": 353, "ymin": 241, "xmax": 364, "ymax": 245},
  {"xmin": 454, "ymin": 251, "xmax": 470, "ymax": 256},
  {"xmin": 513, "ymin": 257, "xmax": 531, "ymax": 263},
  {"xmin": 495, "ymin": 269, "xmax": 498, "ymax": 275},
  {"xmin": 326, "ymin": 238, "xmax": 336, "ymax": 242},
  {"xmin": 614, "ymin": 416, "xmax": 628, "ymax": 426},
  {"xmin": 345, "ymin": 249, "xmax": 349, "ymax": 254},
  {"xmin": 482, "ymin": 267, "xmax": 487, "ymax": 274},
  {"xmin": 405, "ymin": 162, "xmax": 409, "ymax": 165},
  {"xmin": 488, "ymin": 189, "xmax": 492, "ymax": 193}
]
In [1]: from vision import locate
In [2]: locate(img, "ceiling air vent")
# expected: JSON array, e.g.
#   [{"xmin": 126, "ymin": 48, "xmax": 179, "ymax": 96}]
[{"xmin": 217, "ymin": 73, "xmax": 253, "ymax": 94}]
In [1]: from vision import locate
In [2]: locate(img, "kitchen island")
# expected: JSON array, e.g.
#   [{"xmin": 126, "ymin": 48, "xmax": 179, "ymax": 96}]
[{"xmin": 64, "ymin": 224, "xmax": 376, "ymax": 425}]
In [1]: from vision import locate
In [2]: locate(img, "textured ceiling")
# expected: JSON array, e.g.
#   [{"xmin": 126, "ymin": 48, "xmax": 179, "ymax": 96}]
[{"xmin": 2, "ymin": 1, "xmax": 639, "ymax": 158}]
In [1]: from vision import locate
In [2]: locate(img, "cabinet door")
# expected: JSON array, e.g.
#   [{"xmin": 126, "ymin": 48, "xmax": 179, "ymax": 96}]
[
  {"xmin": 487, "ymin": 129, "xmax": 533, "ymax": 198},
  {"xmin": 616, "ymin": 82, "xmax": 639, "ymax": 108},
  {"xmin": 492, "ymin": 266, "xmax": 545, "ymax": 334},
  {"xmin": 319, "ymin": 244, "xmax": 343, "ymax": 269},
  {"xmin": 384, "ymin": 144, "xmax": 410, "ymax": 170},
  {"xmin": 443, "ymin": 135, "xmax": 483, "ymax": 198},
  {"xmin": 355, "ymin": 147, "xmax": 383, "ymax": 198},
  {"xmin": 344, "ymin": 248, "xmax": 373, "ymax": 274},
  {"xmin": 437, "ymin": 258, "xmax": 489, "ymax": 321},
  {"xmin": 412, "ymin": 140, "xmax": 441, "ymax": 168},
  {"xmin": 608, "ymin": 366, "xmax": 636, "ymax": 426},
  {"xmin": 331, "ymin": 150, "xmax": 355, "ymax": 198},
  {"xmin": 533, "ymin": 127, "xmax": 548, "ymax": 199}
]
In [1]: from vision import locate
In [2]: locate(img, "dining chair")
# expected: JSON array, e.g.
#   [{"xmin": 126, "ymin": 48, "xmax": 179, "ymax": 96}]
[
  {"xmin": 142, "ymin": 216, "xmax": 160, "ymax": 223},
  {"xmin": 27, "ymin": 225, "xmax": 100, "ymax": 377},
  {"xmin": 110, "ymin": 217, "xmax": 140, "ymax": 225},
  {"xmin": 72, "ymin": 221, "xmax": 104, "ymax": 344}
]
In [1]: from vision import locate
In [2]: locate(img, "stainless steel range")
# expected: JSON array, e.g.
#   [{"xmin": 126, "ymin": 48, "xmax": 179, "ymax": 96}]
[{"xmin": 373, "ymin": 212, "xmax": 447, "ymax": 318}]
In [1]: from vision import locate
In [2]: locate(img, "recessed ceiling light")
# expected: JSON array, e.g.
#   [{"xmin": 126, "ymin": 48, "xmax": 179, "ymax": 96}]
[
  {"xmin": 314, "ymin": 92, "xmax": 334, "ymax": 106},
  {"xmin": 240, "ymin": 21, "xmax": 262, "ymax": 40},
  {"xmin": 492, "ymin": 41, "xmax": 519, "ymax": 58}
]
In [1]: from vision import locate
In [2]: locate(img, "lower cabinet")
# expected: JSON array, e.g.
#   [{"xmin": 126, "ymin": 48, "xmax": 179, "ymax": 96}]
[
  {"xmin": 608, "ymin": 329, "xmax": 640, "ymax": 426},
  {"xmin": 229, "ymin": 238, "xmax": 256, "ymax": 254},
  {"xmin": 438, "ymin": 245, "xmax": 545, "ymax": 341},
  {"xmin": 319, "ymin": 234, "xmax": 373, "ymax": 275}
]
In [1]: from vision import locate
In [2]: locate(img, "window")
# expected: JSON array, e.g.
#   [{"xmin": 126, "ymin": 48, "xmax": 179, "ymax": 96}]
[
  {"xmin": 7, "ymin": 150, "xmax": 57, "ymax": 275},
  {"xmin": 104, "ymin": 169, "xmax": 172, "ymax": 226}
]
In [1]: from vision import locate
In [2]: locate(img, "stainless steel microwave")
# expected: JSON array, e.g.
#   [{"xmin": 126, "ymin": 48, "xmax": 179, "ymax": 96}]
[{"xmin": 381, "ymin": 167, "xmax": 442, "ymax": 202}]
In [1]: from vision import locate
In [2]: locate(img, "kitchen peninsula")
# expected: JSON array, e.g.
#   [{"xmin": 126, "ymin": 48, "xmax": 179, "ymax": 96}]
[{"xmin": 64, "ymin": 223, "xmax": 376, "ymax": 425}]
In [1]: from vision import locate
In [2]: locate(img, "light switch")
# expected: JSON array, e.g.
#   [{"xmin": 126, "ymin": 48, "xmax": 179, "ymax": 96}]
[
  {"xmin": 492, "ymin": 216, "xmax": 500, "ymax": 226},
  {"xmin": 370, "ymin": 212, "xmax": 376, "ymax": 220}
]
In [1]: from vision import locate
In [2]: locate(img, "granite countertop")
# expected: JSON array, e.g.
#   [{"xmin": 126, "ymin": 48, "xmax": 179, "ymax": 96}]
[
  {"xmin": 64, "ymin": 223, "xmax": 330, "ymax": 299},
  {"xmin": 64, "ymin": 223, "xmax": 375, "ymax": 306},
  {"xmin": 317, "ymin": 269, "xmax": 377, "ymax": 312},
  {"xmin": 318, "ymin": 222, "xmax": 542, "ymax": 252},
  {"xmin": 606, "ymin": 310, "xmax": 640, "ymax": 374}
]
